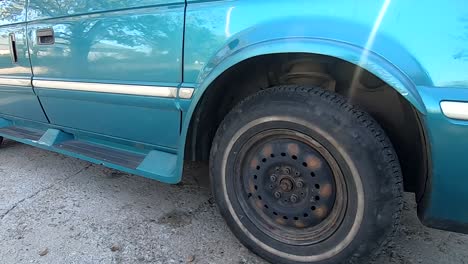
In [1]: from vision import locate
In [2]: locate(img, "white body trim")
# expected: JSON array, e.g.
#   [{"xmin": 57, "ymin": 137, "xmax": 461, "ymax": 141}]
[
  {"xmin": 440, "ymin": 101, "xmax": 468, "ymax": 120},
  {"xmin": 0, "ymin": 77, "xmax": 31, "ymax": 87},
  {"xmin": 32, "ymin": 80, "xmax": 195, "ymax": 99}
]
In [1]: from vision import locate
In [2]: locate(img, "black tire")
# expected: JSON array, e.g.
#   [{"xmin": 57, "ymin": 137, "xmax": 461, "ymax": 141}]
[{"xmin": 210, "ymin": 86, "xmax": 402, "ymax": 264}]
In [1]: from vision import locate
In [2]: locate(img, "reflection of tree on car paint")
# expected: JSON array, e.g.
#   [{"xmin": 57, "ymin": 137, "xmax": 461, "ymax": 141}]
[{"xmin": 28, "ymin": 1, "xmax": 182, "ymax": 78}]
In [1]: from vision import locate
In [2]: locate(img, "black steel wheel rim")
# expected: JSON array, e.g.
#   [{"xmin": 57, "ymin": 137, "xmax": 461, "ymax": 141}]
[{"xmin": 234, "ymin": 129, "xmax": 347, "ymax": 246}]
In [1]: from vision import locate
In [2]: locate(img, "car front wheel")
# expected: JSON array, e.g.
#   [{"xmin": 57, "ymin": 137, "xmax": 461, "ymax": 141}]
[{"xmin": 210, "ymin": 86, "xmax": 403, "ymax": 264}]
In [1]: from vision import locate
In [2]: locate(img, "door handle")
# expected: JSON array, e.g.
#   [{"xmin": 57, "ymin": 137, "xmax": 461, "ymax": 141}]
[
  {"xmin": 36, "ymin": 28, "xmax": 54, "ymax": 45},
  {"xmin": 8, "ymin": 33, "xmax": 17, "ymax": 63}
]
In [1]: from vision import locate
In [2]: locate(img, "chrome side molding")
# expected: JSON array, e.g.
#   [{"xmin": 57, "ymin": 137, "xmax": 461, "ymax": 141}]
[
  {"xmin": 32, "ymin": 80, "xmax": 194, "ymax": 99},
  {"xmin": 440, "ymin": 101, "xmax": 468, "ymax": 121},
  {"xmin": 178, "ymin": 87, "xmax": 194, "ymax": 99},
  {"xmin": 0, "ymin": 78, "xmax": 195, "ymax": 99},
  {"xmin": 0, "ymin": 77, "xmax": 31, "ymax": 87}
]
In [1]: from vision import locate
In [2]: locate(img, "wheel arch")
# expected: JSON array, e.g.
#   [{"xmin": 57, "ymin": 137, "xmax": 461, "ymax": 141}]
[
  {"xmin": 179, "ymin": 37, "xmax": 430, "ymax": 197},
  {"xmin": 191, "ymin": 37, "xmax": 427, "ymax": 113}
]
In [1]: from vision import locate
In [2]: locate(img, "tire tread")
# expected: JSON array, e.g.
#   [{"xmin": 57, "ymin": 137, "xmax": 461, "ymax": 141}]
[{"xmin": 210, "ymin": 85, "xmax": 403, "ymax": 264}]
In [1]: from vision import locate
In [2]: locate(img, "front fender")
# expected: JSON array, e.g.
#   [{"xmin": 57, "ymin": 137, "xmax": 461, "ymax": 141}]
[
  {"xmin": 177, "ymin": 36, "xmax": 430, "ymax": 179},
  {"xmin": 179, "ymin": 8, "xmax": 435, "ymax": 180}
]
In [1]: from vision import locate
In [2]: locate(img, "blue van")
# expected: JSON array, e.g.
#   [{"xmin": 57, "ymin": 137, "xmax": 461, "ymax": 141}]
[{"xmin": 1, "ymin": 0, "xmax": 467, "ymax": 263}]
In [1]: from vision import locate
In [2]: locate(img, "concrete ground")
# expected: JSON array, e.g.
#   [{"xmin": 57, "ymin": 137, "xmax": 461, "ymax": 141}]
[{"xmin": 0, "ymin": 139, "xmax": 467, "ymax": 264}]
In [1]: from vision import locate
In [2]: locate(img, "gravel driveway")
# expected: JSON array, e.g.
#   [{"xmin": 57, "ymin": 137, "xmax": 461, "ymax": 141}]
[{"xmin": 0, "ymin": 139, "xmax": 467, "ymax": 264}]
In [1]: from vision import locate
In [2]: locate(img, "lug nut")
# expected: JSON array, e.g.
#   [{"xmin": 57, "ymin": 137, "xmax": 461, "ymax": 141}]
[
  {"xmin": 284, "ymin": 167, "xmax": 291, "ymax": 174},
  {"xmin": 290, "ymin": 194, "xmax": 298, "ymax": 203},
  {"xmin": 296, "ymin": 180, "xmax": 304, "ymax": 188},
  {"xmin": 274, "ymin": 191, "xmax": 281, "ymax": 199},
  {"xmin": 270, "ymin": 175, "xmax": 277, "ymax": 182}
]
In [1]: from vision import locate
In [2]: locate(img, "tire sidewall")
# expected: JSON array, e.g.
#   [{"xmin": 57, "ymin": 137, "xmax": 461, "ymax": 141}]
[{"xmin": 210, "ymin": 88, "xmax": 400, "ymax": 264}]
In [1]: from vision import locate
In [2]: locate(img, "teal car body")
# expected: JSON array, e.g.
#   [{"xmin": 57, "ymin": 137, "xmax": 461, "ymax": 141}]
[{"xmin": 0, "ymin": 0, "xmax": 467, "ymax": 235}]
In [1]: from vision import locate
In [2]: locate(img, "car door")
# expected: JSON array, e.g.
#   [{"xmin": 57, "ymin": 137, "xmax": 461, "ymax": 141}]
[
  {"xmin": 26, "ymin": 0, "xmax": 185, "ymax": 148},
  {"xmin": 0, "ymin": 0, "xmax": 48, "ymax": 122}
]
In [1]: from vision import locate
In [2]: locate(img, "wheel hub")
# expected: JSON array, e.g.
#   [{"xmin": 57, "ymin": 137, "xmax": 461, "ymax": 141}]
[
  {"xmin": 240, "ymin": 136, "xmax": 337, "ymax": 232},
  {"xmin": 279, "ymin": 177, "xmax": 294, "ymax": 192}
]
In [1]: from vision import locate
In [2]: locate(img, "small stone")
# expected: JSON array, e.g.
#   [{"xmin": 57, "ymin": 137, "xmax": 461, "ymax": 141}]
[
  {"xmin": 186, "ymin": 255, "xmax": 195, "ymax": 263},
  {"xmin": 110, "ymin": 244, "xmax": 121, "ymax": 252},
  {"xmin": 38, "ymin": 248, "xmax": 48, "ymax": 256},
  {"xmin": 208, "ymin": 197, "xmax": 215, "ymax": 205}
]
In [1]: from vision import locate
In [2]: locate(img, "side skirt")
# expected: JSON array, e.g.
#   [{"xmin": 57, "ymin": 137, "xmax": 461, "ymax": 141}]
[{"xmin": 0, "ymin": 117, "xmax": 180, "ymax": 184}]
